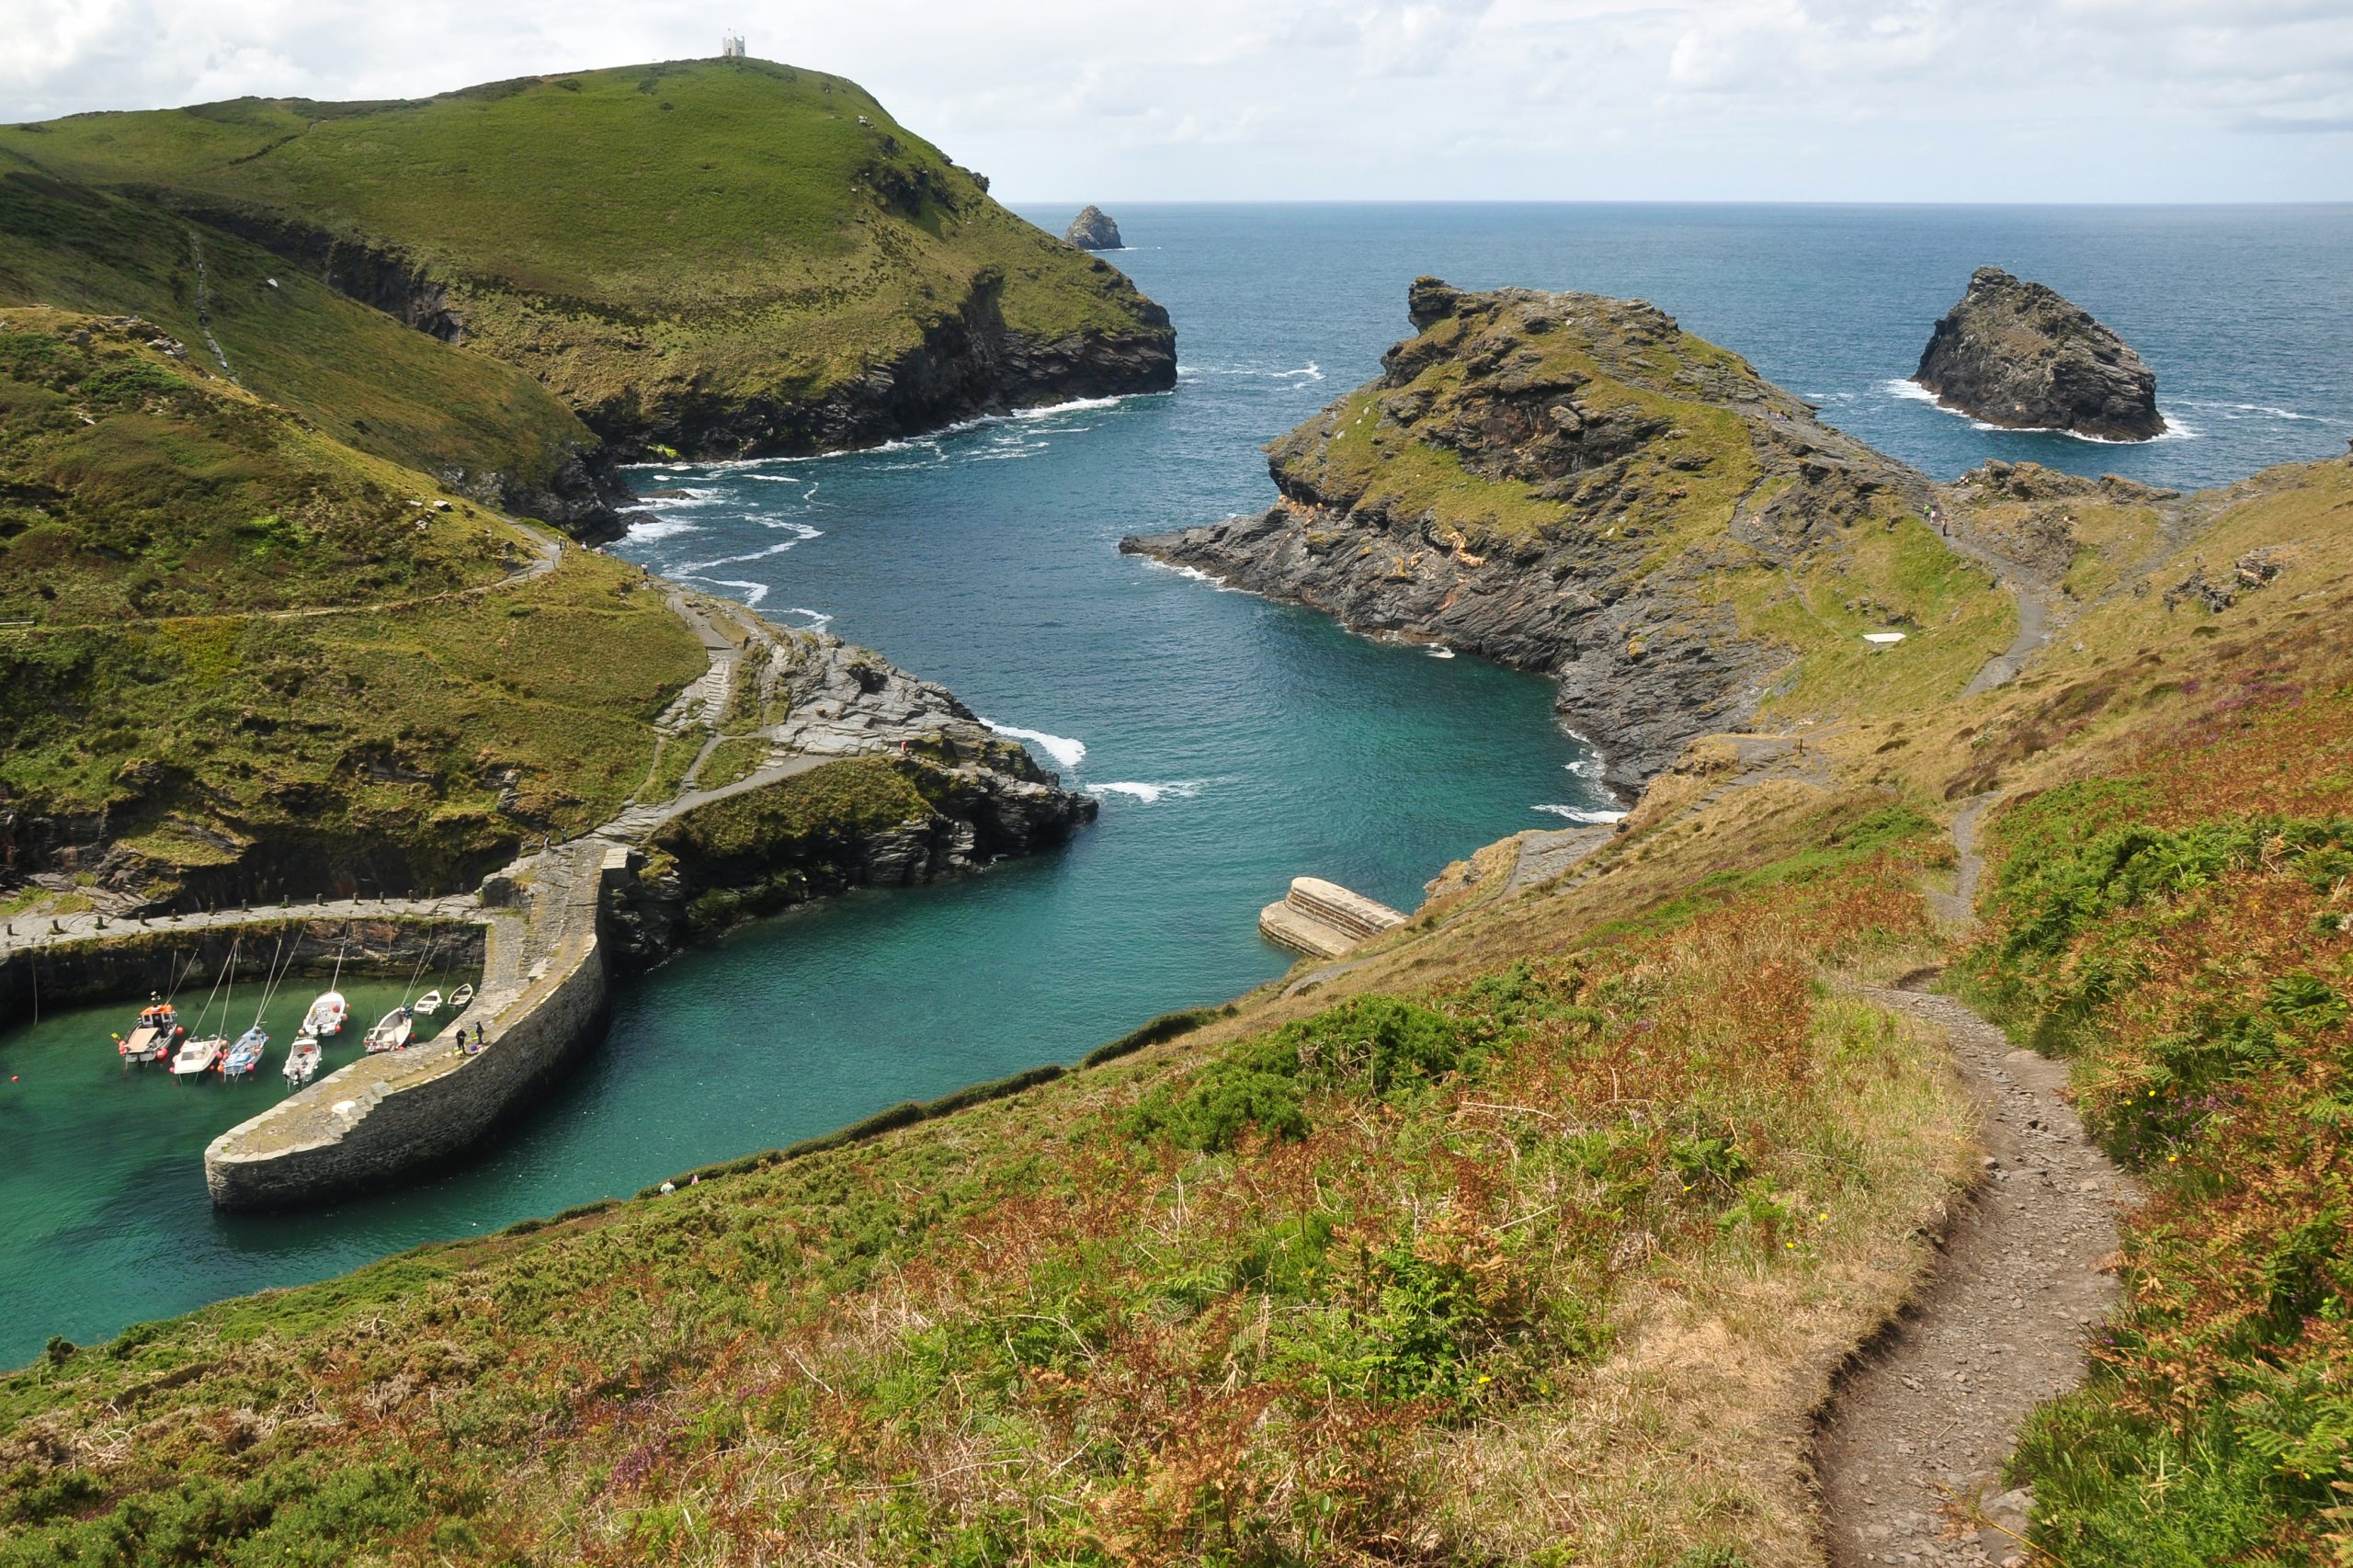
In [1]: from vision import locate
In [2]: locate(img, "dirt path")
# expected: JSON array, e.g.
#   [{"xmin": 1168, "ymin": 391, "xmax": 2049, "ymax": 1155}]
[
  {"xmin": 1815, "ymin": 731, "xmax": 2139, "ymax": 1563},
  {"xmin": 1816, "ymin": 982, "xmax": 2138, "ymax": 1565}
]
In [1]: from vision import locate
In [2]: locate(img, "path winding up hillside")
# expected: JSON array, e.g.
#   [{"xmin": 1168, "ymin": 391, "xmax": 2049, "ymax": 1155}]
[{"xmin": 1813, "ymin": 544, "xmax": 2141, "ymax": 1566}]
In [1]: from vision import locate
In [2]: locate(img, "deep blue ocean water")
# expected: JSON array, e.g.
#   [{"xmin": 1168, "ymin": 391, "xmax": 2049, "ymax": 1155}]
[{"xmin": 4, "ymin": 203, "xmax": 2347, "ymax": 1366}]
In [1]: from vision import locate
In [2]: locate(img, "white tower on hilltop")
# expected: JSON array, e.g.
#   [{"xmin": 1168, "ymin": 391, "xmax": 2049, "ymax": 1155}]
[{"xmin": 721, "ymin": 31, "xmax": 745, "ymax": 59}]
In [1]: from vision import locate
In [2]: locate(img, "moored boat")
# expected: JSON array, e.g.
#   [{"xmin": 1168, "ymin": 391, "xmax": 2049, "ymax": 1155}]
[
  {"xmin": 171, "ymin": 1034, "xmax": 225, "ymax": 1077},
  {"xmin": 301, "ymin": 990, "xmax": 348, "ymax": 1040},
  {"xmin": 449, "ymin": 983, "xmax": 474, "ymax": 1011},
  {"xmin": 221, "ymin": 1028, "xmax": 267, "ymax": 1080},
  {"xmin": 117, "ymin": 997, "xmax": 183, "ymax": 1065},
  {"xmin": 364, "ymin": 1006, "xmax": 413, "ymax": 1053},
  {"xmin": 284, "ymin": 1032, "xmax": 322, "ymax": 1085},
  {"xmin": 414, "ymin": 989, "xmax": 444, "ymax": 1017}
]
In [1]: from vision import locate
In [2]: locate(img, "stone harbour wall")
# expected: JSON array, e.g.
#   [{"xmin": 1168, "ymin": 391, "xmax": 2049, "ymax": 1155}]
[{"xmin": 202, "ymin": 846, "xmax": 625, "ymax": 1210}]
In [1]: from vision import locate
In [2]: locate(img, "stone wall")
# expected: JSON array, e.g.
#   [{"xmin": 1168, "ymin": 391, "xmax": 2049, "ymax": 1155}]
[
  {"xmin": 0, "ymin": 918, "xmax": 484, "ymax": 1027},
  {"xmin": 203, "ymin": 848, "xmax": 625, "ymax": 1209}
]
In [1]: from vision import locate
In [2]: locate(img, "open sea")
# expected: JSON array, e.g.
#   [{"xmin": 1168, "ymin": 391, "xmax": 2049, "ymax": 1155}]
[{"xmin": 4, "ymin": 203, "xmax": 2348, "ymax": 1367}]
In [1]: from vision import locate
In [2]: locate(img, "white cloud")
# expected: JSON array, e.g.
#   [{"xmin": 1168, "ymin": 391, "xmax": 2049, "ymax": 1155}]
[{"xmin": 0, "ymin": 0, "xmax": 2346, "ymax": 199}]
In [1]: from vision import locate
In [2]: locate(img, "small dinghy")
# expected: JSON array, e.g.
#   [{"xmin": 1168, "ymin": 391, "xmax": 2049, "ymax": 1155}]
[
  {"xmin": 171, "ymin": 1034, "xmax": 225, "ymax": 1078},
  {"xmin": 284, "ymin": 1032, "xmax": 323, "ymax": 1086},
  {"xmin": 364, "ymin": 1006, "xmax": 413, "ymax": 1053},
  {"xmin": 449, "ymin": 983, "xmax": 475, "ymax": 1011},
  {"xmin": 414, "ymin": 989, "xmax": 444, "ymax": 1017},
  {"xmin": 301, "ymin": 990, "xmax": 348, "ymax": 1040},
  {"xmin": 221, "ymin": 1028, "xmax": 267, "ymax": 1080},
  {"xmin": 118, "ymin": 998, "xmax": 183, "ymax": 1066}
]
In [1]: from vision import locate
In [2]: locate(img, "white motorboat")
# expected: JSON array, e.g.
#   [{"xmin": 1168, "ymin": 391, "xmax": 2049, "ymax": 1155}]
[
  {"xmin": 364, "ymin": 1006, "xmax": 413, "ymax": 1053},
  {"xmin": 414, "ymin": 989, "xmax": 444, "ymax": 1017},
  {"xmin": 284, "ymin": 1032, "xmax": 322, "ymax": 1085},
  {"xmin": 222, "ymin": 1028, "xmax": 267, "ymax": 1079},
  {"xmin": 171, "ymin": 1035, "xmax": 225, "ymax": 1077},
  {"xmin": 301, "ymin": 990, "xmax": 348, "ymax": 1040}
]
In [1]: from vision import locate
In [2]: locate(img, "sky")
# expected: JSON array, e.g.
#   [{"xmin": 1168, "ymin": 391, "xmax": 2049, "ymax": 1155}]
[{"xmin": 5, "ymin": 0, "xmax": 2351, "ymax": 202}]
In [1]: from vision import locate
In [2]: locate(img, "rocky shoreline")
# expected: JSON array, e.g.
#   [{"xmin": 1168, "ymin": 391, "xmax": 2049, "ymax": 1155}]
[{"xmin": 1124, "ymin": 278, "xmax": 1932, "ymax": 798}]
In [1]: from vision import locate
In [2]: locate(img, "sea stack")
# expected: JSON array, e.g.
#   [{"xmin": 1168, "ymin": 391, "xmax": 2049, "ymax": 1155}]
[
  {"xmin": 1912, "ymin": 267, "xmax": 2164, "ymax": 441},
  {"xmin": 1064, "ymin": 205, "xmax": 1123, "ymax": 250}
]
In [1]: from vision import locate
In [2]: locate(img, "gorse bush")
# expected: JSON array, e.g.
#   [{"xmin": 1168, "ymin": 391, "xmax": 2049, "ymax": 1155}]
[{"xmin": 1121, "ymin": 993, "xmax": 1506, "ymax": 1152}]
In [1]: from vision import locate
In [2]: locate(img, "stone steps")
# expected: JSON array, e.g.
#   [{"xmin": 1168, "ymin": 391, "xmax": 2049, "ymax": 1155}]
[{"xmin": 1258, "ymin": 876, "xmax": 1407, "ymax": 960}]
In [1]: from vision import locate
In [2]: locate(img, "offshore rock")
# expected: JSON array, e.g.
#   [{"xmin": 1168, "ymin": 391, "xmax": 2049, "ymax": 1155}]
[
  {"xmin": 1913, "ymin": 267, "xmax": 2164, "ymax": 442},
  {"xmin": 1064, "ymin": 206, "xmax": 1124, "ymax": 250},
  {"xmin": 1123, "ymin": 278, "xmax": 1929, "ymax": 798}
]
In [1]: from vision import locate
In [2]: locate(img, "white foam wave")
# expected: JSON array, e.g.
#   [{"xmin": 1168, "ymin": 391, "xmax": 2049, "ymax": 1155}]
[
  {"xmin": 1888, "ymin": 378, "xmax": 2197, "ymax": 443},
  {"xmin": 1015, "ymin": 395, "xmax": 1121, "ymax": 420},
  {"xmin": 980, "ymin": 720, "xmax": 1086, "ymax": 770},
  {"xmin": 1140, "ymin": 557, "xmax": 1246, "ymax": 593},
  {"xmin": 2177, "ymin": 400, "xmax": 2311, "ymax": 423},
  {"xmin": 675, "ymin": 531, "xmax": 815, "ymax": 573},
  {"xmin": 1427, "ymin": 646, "xmax": 1455, "ymax": 659},
  {"xmin": 1535, "ymin": 804, "xmax": 1626, "ymax": 824},
  {"xmin": 1091, "ymin": 780, "xmax": 1204, "ymax": 804},
  {"xmin": 1563, "ymin": 743, "xmax": 1608, "ymax": 782},
  {"xmin": 777, "ymin": 606, "xmax": 834, "ymax": 630},
  {"xmin": 623, "ymin": 515, "xmax": 703, "ymax": 541},
  {"xmin": 695, "ymin": 577, "xmax": 771, "ymax": 608}
]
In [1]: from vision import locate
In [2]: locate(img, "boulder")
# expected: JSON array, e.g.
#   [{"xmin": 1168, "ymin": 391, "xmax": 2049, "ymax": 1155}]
[
  {"xmin": 1063, "ymin": 205, "xmax": 1123, "ymax": 251},
  {"xmin": 1913, "ymin": 267, "xmax": 2164, "ymax": 441}
]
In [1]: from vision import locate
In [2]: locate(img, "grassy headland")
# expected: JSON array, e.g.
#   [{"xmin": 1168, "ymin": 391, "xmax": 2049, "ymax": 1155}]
[{"xmin": 0, "ymin": 59, "xmax": 1176, "ymax": 459}]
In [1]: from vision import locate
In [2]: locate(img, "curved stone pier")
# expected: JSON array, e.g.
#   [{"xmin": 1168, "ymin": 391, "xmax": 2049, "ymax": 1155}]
[{"xmin": 203, "ymin": 843, "xmax": 627, "ymax": 1210}]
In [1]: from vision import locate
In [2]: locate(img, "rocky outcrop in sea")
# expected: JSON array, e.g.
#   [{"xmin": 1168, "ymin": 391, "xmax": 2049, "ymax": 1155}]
[
  {"xmin": 1122, "ymin": 278, "xmax": 1929, "ymax": 798},
  {"xmin": 1064, "ymin": 206, "xmax": 1124, "ymax": 250},
  {"xmin": 1912, "ymin": 267, "xmax": 2164, "ymax": 442}
]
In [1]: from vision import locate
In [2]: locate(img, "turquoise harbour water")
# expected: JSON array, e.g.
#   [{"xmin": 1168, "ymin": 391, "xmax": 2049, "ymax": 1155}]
[{"xmin": 4, "ymin": 203, "xmax": 2348, "ymax": 1367}]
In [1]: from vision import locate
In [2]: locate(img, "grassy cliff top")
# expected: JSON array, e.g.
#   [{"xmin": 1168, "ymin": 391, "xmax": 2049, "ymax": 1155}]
[
  {"xmin": 0, "ymin": 154, "xmax": 613, "ymax": 518},
  {"xmin": 0, "ymin": 309, "xmax": 516, "ymax": 622},
  {"xmin": 0, "ymin": 309, "xmax": 704, "ymax": 902},
  {"xmin": 0, "ymin": 60, "xmax": 1168, "ymax": 442}
]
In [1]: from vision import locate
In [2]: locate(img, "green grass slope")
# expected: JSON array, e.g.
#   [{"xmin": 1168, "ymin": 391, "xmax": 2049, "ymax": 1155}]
[
  {"xmin": 0, "ymin": 153, "xmax": 626, "ymax": 539},
  {"xmin": 0, "ymin": 59, "xmax": 1176, "ymax": 456},
  {"xmin": 0, "ymin": 309, "xmax": 703, "ymax": 906}
]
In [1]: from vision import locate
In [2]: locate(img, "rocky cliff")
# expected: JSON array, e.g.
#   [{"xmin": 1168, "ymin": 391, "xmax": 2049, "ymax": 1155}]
[
  {"xmin": 590, "ymin": 265, "xmax": 1174, "ymax": 460},
  {"xmin": 1913, "ymin": 267, "xmax": 2164, "ymax": 441},
  {"xmin": 1124, "ymin": 278, "xmax": 1935, "ymax": 797},
  {"xmin": 607, "ymin": 646, "xmax": 1097, "ymax": 963},
  {"xmin": 1064, "ymin": 206, "xmax": 1124, "ymax": 250}
]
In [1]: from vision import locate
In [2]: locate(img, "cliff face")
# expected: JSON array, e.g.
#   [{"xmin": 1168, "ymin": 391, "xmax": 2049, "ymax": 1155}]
[
  {"xmin": 1124, "ymin": 278, "xmax": 1932, "ymax": 797},
  {"xmin": 585, "ymin": 266, "xmax": 1175, "ymax": 459},
  {"xmin": 1913, "ymin": 267, "xmax": 2164, "ymax": 442}
]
